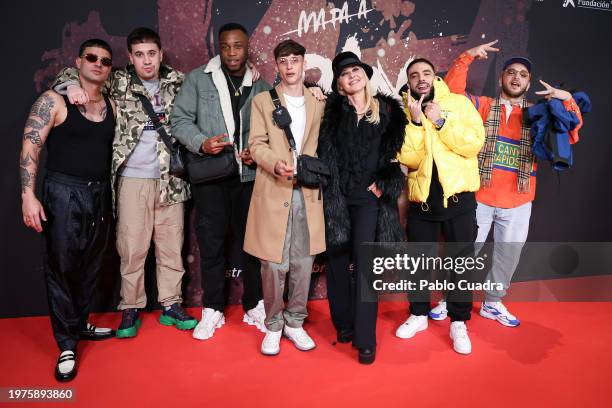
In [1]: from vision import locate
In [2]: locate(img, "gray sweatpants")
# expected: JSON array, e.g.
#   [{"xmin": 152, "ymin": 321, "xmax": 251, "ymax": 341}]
[{"xmin": 475, "ymin": 201, "xmax": 532, "ymax": 302}]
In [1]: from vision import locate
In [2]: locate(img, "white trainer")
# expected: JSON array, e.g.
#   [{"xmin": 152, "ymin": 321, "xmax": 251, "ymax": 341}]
[
  {"xmin": 192, "ymin": 308, "xmax": 225, "ymax": 340},
  {"xmin": 243, "ymin": 300, "xmax": 266, "ymax": 333},
  {"xmin": 395, "ymin": 315, "xmax": 428, "ymax": 339},
  {"xmin": 428, "ymin": 301, "xmax": 448, "ymax": 321},
  {"xmin": 283, "ymin": 326, "xmax": 316, "ymax": 351},
  {"xmin": 480, "ymin": 301, "xmax": 520, "ymax": 327},
  {"xmin": 449, "ymin": 321, "xmax": 472, "ymax": 355},
  {"xmin": 261, "ymin": 330, "xmax": 282, "ymax": 356}
]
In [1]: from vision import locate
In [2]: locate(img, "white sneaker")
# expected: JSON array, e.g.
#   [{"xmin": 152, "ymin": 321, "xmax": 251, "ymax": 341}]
[
  {"xmin": 480, "ymin": 301, "xmax": 520, "ymax": 327},
  {"xmin": 192, "ymin": 308, "xmax": 225, "ymax": 340},
  {"xmin": 243, "ymin": 300, "xmax": 266, "ymax": 333},
  {"xmin": 428, "ymin": 301, "xmax": 448, "ymax": 321},
  {"xmin": 283, "ymin": 326, "xmax": 316, "ymax": 351},
  {"xmin": 450, "ymin": 321, "xmax": 472, "ymax": 355},
  {"xmin": 395, "ymin": 315, "xmax": 428, "ymax": 339},
  {"xmin": 261, "ymin": 330, "xmax": 282, "ymax": 355}
]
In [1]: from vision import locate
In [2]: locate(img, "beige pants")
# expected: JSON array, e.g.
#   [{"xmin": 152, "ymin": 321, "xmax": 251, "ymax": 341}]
[
  {"xmin": 260, "ymin": 189, "xmax": 314, "ymax": 332},
  {"xmin": 116, "ymin": 177, "xmax": 185, "ymax": 309}
]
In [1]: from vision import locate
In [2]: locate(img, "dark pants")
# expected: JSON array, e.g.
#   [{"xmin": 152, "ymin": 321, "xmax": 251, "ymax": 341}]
[
  {"xmin": 42, "ymin": 171, "xmax": 112, "ymax": 352},
  {"xmin": 191, "ymin": 176, "xmax": 262, "ymax": 312},
  {"xmin": 407, "ymin": 210, "xmax": 477, "ymax": 322},
  {"xmin": 326, "ymin": 201, "xmax": 379, "ymax": 349}
]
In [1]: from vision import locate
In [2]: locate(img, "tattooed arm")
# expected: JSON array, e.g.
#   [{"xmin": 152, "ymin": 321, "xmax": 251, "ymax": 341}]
[{"xmin": 20, "ymin": 90, "xmax": 62, "ymax": 232}]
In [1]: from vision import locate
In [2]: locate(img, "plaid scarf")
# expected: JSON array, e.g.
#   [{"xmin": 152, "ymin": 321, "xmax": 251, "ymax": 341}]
[{"xmin": 479, "ymin": 97, "xmax": 533, "ymax": 193}]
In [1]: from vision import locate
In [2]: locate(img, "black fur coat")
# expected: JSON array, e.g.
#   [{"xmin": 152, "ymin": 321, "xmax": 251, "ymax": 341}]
[{"xmin": 318, "ymin": 93, "xmax": 407, "ymax": 250}]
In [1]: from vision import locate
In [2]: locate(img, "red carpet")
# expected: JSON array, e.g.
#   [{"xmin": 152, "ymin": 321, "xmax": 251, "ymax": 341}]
[{"xmin": 1, "ymin": 299, "xmax": 610, "ymax": 408}]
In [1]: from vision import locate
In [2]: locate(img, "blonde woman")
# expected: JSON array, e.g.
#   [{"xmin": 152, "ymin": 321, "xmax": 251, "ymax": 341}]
[{"xmin": 318, "ymin": 52, "xmax": 406, "ymax": 364}]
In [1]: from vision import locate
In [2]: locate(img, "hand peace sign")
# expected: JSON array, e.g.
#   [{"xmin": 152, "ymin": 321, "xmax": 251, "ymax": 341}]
[
  {"xmin": 467, "ymin": 40, "xmax": 500, "ymax": 60},
  {"xmin": 535, "ymin": 80, "xmax": 572, "ymax": 101}
]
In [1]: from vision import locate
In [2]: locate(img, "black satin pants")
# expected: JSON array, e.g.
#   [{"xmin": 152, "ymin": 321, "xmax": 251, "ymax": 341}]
[{"xmin": 42, "ymin": 171, "xmax": 111, "ymax": 351}]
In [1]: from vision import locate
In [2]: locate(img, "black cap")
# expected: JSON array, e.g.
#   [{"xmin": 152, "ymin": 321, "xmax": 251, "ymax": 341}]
[
  {"xmin": 503, "ymin": 56, "xmax": 532, "ymax": 73},
  {"xmin": 331, "ymin": 51, "xmax": 373, "ymax": 92}
]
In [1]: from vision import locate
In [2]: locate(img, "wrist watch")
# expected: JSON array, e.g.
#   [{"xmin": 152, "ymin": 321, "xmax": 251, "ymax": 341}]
[{"xmin": 434, "ymin": 118, "xmax": 445, "ymax": 130}]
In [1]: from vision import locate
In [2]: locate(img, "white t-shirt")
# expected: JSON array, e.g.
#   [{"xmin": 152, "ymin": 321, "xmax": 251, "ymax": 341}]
[{"xmin": 284, "ymin": 94, "xmax": 306, "ymax": 155}]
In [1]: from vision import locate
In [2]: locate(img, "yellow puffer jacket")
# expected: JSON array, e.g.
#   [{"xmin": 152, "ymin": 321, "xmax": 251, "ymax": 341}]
[{"xmin": 399, "ymin": 77, "xmax": 485, "ymax": 207}]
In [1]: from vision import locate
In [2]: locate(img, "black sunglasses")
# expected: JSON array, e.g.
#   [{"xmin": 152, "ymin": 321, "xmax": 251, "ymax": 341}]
[{"xmin": 82, "ymin": 53, "xmax": 113, "ymax": 67}]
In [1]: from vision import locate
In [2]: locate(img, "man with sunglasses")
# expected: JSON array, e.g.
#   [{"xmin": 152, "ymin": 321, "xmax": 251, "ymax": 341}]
[
  {"xmin": 52, "ymin": 27, "xmax": 196, "ymax": 338},
  {"xmin": 20, "ymin": 39, "xmax": 117, "ymax": 381},
  {"xmin": 427, "ymin": 41, "xmax": 584, "ymax": 327}
]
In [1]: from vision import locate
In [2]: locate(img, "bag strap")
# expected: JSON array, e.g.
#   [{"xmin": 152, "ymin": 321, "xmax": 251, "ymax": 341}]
[
  {"xmin": 131, "ymin": 73, "xmax": 176, "ymax": 153},
  {"xmin": 269, "ymin": 89, "xmax": 297, "ymax": 152}
]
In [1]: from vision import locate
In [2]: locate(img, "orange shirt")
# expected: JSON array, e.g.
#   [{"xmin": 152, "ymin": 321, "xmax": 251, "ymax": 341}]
[
  {"xmin": 475, "ymin": 102, "xmax": 536, "ymax": 208},
  {"xmin": 445, "ymin": 52, "xmax": 583, "ymax": 209}
]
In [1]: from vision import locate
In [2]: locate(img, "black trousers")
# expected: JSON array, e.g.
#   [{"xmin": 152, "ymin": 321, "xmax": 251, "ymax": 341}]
[
  {"xmin": 191, "ymin": 176, "xmax": 262, "ymax": 312},
  {"xmin": 42, "ymin": 171, "xmax": 112, "ymax": 352},
  {"xmin": 326, "ymin": 200, "xmax": 379, "ymax": 349},
  {"xmin": 407, "ymin": 209, "xmax": 477, "ymax": 322}
]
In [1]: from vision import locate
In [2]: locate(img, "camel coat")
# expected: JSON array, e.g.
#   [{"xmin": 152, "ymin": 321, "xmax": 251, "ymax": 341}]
[{"xmin": 244, "ymin": 85, "xmax": 325, "ymax": 263}]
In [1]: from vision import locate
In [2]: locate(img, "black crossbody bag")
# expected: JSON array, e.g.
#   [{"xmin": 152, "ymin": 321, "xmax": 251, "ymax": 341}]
[
  {"xmin": 269, "ymin": 89, "xmax": 330, "ymax": 200},
  {"xmin": 134, "ymin": 74, "xmax": 237, "ymax": 184},
  {"xmin": 136, "ymin": 92, "xmax": 187, "ymax": 179},
  {"xmin": 181, "ymin": 145, "xmax": 238, "ymax": 184}
]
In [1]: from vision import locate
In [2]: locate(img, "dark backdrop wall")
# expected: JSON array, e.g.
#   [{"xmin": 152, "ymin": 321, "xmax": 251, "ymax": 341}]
[{"xmin": 1, "ymin": 0, "xmax": 610, "ymax": 318}]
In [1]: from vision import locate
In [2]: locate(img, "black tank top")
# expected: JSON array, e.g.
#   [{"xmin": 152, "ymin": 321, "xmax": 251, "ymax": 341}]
[{"xmin": 46, "ymin": 95, "xmax": 115, "ymax": 181}]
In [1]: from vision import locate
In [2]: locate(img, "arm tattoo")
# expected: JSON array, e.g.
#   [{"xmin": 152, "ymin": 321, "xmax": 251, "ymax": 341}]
[
  {"xmin": 20, "ymin": 152, "xmax": 38, "ymax": 167},
  {"xmin": 25, "ymin": 117, "xmax": 44, "ymax": 130},
  {"xmin": 21, "ymin": 93, "xmax": 52, "ymax": 193},
  {"xmin": 20, "ymin": 167, "xmax": 31, "ymax": 193},
  {"xmin": 24, "ymin": 93, "xmax": 54, "ymax": 147},
  {"xmin": 23, "ymin": 129, "xmax": 42, "ymax": 146},
  {"xmin": 28, "ymin": 94, "xmax": 54, "ymax": 126},
  {"xmin": 19, "ymin": 152, "xmax": 38, "ymax": 193}
]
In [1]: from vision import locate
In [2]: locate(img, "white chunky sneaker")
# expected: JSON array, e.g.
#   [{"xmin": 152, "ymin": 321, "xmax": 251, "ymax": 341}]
[
  {"xmin": 449, "ymin": 321, "xmax": 472, "ymax": 355},
  {"xmin": 395, "ymin": 315, "xmax": 428, "ymax": 339},
  {"xmin": 283, "ymin": 326, "xmax": 316, "ymax": 351},
  {"xmin": 243, "ymin": 300, "xmax": 266, "ymax": 333},
  {"xmin": 192, "ymin": 308, "xmax": 225, "ymax": 340},
  {"xmin": 480, "ymin": 301, "xmax": 520, "ymax": 327},
  {"xmin": 428, "ymin": 301, "xmax": 448, "ymax": 321},
  {"xmin": 261, "ymin": 330, "xmax": 282, "ymax": 356}
]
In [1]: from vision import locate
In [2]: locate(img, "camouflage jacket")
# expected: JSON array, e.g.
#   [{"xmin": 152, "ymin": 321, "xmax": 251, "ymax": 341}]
[{"xmin": 52, "ymin": 64, "xmax": 190, "ymax": 211}]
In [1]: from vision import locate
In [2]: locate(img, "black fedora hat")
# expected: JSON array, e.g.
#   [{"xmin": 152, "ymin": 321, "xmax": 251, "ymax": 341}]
[{"xmin": 331, "ymin": 51, "xmax": 373, "ymax": 92}]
